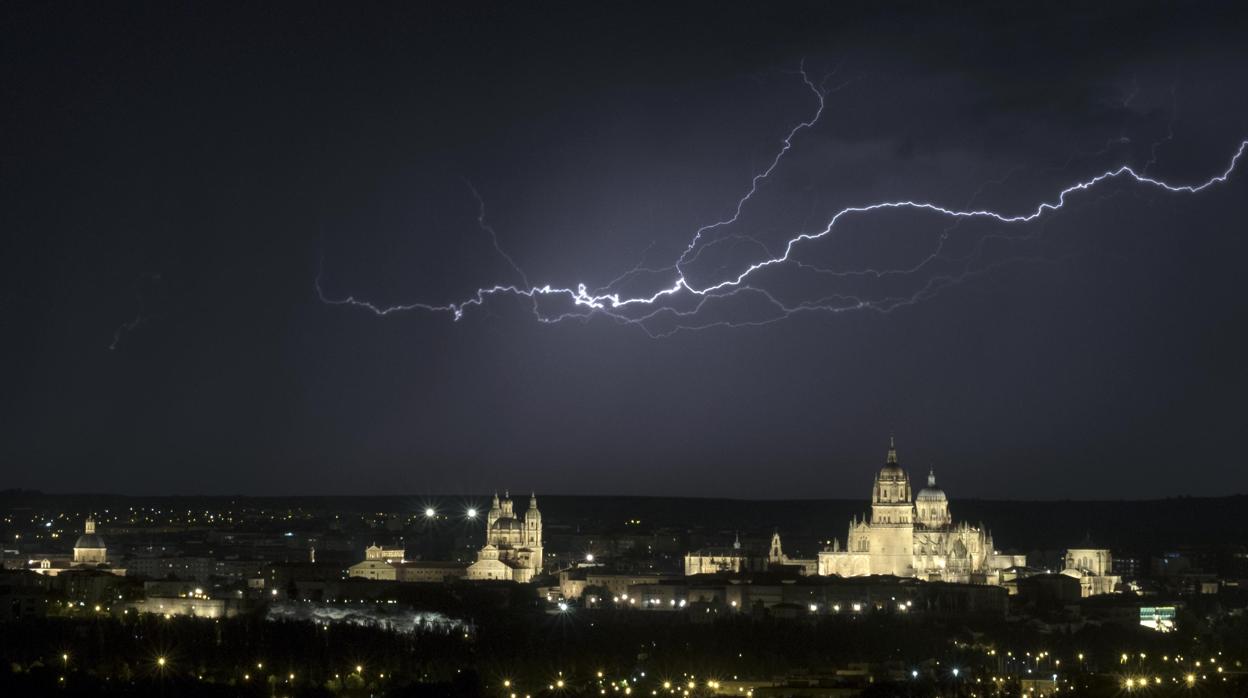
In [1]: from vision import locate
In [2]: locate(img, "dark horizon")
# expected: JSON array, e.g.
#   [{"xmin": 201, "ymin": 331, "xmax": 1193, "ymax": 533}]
[
  {"xmin": 7, "ymin": 490, "xmax": 1247, "ymax": 555},
  {"xmin": 5, "ymin": 2, "xmax": 1248, "ymax": 499}
]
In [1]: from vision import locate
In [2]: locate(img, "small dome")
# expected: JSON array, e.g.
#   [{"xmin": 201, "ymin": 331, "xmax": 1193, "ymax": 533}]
[
  {"xmin": 877, "ymin": 463, "xmax": 907, "ymax": 480},
  {"xmin": 491, "ymin": 518, "xmax": 524, "ymax": 531},
  {"xmin": 916, "ymin": 468, "xmax": 946, "ymax": 501},
  {"xmin": 876, "ymin": 436, "xmax": 907, "ymax": 480}
]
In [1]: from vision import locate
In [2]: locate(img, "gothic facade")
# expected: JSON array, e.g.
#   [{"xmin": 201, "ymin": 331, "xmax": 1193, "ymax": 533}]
[{"xmin": 818, "ymin": 439, "xmax": 1019, "ymax": 582}]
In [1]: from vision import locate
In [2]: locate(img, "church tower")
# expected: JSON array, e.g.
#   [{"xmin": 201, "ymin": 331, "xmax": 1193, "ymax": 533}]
[
  {"xmin": 769, "ymin": 531, "xmax": 784, "ymax": 564},
  {"xmin": 868, "ymin": 437, "xmax": 914, "ymax": 576},
  {"xmin": 486, "ymin": 492, "xmax": 501, "ymax": 537},
  {"xmin": 524, "ymin": 493, "xmax": 543, "ymax": 573}
]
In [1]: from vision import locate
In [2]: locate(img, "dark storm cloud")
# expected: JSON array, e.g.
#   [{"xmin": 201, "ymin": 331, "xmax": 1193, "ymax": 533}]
[{"xmin": 2, "ymin": 2, "xmax": 1247, "ymax": 498}]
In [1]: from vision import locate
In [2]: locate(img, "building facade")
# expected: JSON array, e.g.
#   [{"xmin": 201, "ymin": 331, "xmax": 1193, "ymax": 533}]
[
  {"xmin": 1062, "ymin": 544, "xmax": 1121, "ymax": 596},
  {"xmin": 684, "ymin": 534, "xmax": 771, "ymax": 575},
  {"xmin": 347, "ymin": 559, "xmax": 398, "ymax": 581},
  {"xmin": 466, "ymin": 492, "xmax": 544, "ymax": 582},
  {"xmin": 29, "ymin": 517, "xmax": 125, "ymax": 577},
  {"xmin": 364, "ymin": 545, "xmax": 405, "ymax": 563}
]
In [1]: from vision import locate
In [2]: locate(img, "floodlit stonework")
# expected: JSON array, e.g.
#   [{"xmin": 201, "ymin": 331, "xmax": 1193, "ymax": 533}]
[
  {"xmin": 818, "ymin": 438, "xmax": 1021, "ymax": 583},
  {"xmin": 1061, "ymin": 543, "xmax": 1122, "ymax": 597},
  {"xmin": 466, "ymin": 491, "xmax": 543, "ymax": 582},
  {"xmin": 28, "ymin": 516, "xmax": 126, "ymax": 577}
]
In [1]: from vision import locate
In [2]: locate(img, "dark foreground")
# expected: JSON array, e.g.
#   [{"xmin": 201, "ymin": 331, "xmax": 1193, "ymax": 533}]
[{"xmin": 2, "ymin": 602, "xmax": 1246, "ymax": 697}]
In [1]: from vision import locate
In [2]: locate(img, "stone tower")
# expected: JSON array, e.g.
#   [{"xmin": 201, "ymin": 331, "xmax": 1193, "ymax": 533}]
[
  {"xmin": 868, "ymin": 437, "xmax": 914, "ymax": 576},
  {"xmin": 524, "ymin": 493, "xmax": 543, "ymax": 573}
]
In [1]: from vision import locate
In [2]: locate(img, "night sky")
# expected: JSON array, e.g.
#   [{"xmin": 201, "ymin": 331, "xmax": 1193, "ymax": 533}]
[{"xmin": 4, "ymin": 2, "xmax": 1248, "ymax": 498}]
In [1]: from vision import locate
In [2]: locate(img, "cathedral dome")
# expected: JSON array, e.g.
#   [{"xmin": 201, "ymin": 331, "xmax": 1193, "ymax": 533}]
[
  {"xmin": 75, "ymin": 533, "xmax": 105, "ymax": 549},
  {"xmin": 492, "ymin": 518, "xmax": 524, "ymax": 532},
  {"xmin": 74, "ymin": 517, "xmax": 105, "ymax": 550},
  {"xmin": 916, "ymin": 469, "xmax": 946, "ymax": 501},
  {"xmin": 876, "ymin": 436, "xmax": 907, "ymax": 481}
]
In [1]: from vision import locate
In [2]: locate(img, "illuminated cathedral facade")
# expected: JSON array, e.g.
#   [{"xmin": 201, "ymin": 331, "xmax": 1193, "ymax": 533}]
[
  {"xmin": 466, "ymin": 491, "xmax": 544, "ymax": 583},
  {"xmin": 818, "ymin": 439, "xmax": 1020, "ymax": 582}
]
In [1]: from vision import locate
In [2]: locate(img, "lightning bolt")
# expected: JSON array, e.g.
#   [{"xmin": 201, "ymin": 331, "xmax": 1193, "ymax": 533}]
[{"xmin": 317, "ymin": 65, "xmax": 1248, "ymax": 336}]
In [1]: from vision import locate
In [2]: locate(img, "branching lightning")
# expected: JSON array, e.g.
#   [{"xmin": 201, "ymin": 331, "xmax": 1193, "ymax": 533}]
[{"xmin": 317, "ymin": 65, "xmax": 1248, "ymax": 337}]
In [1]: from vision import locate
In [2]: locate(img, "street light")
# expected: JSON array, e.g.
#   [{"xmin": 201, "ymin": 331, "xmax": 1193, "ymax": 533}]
[
  {"xmin": 424, "ymin": 507, "xmax": 436, "ymax": 518},
  {"xmin": 466, "ymin": 508, "xmax": 478, "ymax": 519}
]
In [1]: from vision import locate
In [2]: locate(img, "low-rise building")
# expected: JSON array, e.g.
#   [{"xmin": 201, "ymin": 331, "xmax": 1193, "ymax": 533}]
[
  {"xmin": 395, "ymin": 561, "xmax": 469, "ymax": 583},
  {"xmin": 348, "ymin": 560, "xmax": 396, "ymax": 581}
]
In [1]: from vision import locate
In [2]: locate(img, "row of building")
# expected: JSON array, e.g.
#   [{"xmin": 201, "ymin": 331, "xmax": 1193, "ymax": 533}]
[
  {"xmin": 349, "ymin": 491, "xmax": 545, "ymax": 583},
  {"xmin": 683, "ymin": 439, "xmax": 1123, "ymax": 597}
]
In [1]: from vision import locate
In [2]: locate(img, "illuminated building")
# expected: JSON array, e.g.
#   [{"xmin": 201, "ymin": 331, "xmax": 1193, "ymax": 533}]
[
  {"xmin": 466, "ymin": 491, "xmax": 543, "ymax": 582},
  {"xmin": 364, "ymin": 544, "xmax": 406, "ymax": 563},
  {"xmin": 817, "ymin": 439, "xmax": 1022, "ymax": 582},
  {"xmin": 1061, "ymin": 540, "xmax": 1121, "ymax": 596},
  {"xmin": 347, "ymin": 559, "xmax": 398, "ymax": 581},
  {"xmin": 73, "ymin": 517, "xmax": 107, "ymax": 565},
  {"xmin": 683, "ymin": 533, "xmax": 769, "ymax": 575},
  {"xmin": 28, "ymin": 517, "xmax": 125, "ymax": 577}
]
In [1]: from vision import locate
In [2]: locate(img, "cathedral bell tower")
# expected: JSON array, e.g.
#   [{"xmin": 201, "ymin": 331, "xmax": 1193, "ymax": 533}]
[
  {"xmin": 868, "ymin": 436, "xmax": 915, "ymax": 577},
  {"xmin": 524, "ymin": 493, "xmax": 543, "ymax": 574}
]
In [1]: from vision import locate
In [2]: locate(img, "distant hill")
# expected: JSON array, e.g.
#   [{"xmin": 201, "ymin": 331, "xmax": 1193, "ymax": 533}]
[{"xmin": 1, "ymin": 491, "xmax": 1243, "ymax": 554}]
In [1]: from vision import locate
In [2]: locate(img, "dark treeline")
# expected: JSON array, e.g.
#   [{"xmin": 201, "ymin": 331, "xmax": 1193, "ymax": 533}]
[
  {"xmin": 3, "ymin": 603, "xmax": 1248, "ymax": 697},
  {"xmin": 2, "ymin": 491, "xmax": 1245, "ymax": 552}
]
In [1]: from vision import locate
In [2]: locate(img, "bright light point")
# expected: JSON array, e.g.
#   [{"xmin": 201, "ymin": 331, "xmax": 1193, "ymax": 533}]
[
  {"xmin": 466, "ymin": 508, "xmax": 478, "ymax": 519},
  {"xmin": 557, "ymin": 602, "xmax": 569, "ymax": 612},
  {"xmin": 585, "ymin": 553, "xmax": 594, "ymax": 562},
  {"xmin": 157, "ymin": 657, "xmax": 166, "ymax": 667},
  {"xmin": 425, "ymin": 507, "xmax": 436, "ymax": 518}
]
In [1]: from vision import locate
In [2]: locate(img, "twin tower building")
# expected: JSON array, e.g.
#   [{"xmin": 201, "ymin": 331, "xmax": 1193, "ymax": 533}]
[{"xmin": 466, "ymin": 491, "xmax": 544, "ymax": 582}]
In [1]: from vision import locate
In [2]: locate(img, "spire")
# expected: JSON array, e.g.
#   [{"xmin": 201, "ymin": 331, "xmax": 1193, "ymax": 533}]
[
  {"xmin": 529, "ymin": 491, "xmax": 537, "ymax": 506},
  {"xmin": 733, "ymin": 531, "xmax": 741, "ymax": 550},
  {"xmin": 491, "ymin": 491, "xmax": 500, "ymax": 507},
  {"xmin": 927, "ymin": 468, "xmax": 936, "ymax": 488},
  {"xmin": 886, "ymin": 435, "xmax": 898, "ymax": 465}
]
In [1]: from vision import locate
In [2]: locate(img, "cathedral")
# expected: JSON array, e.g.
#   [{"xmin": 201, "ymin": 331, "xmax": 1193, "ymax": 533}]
[
  {"xmin": 818, "ymin": 438, "xmax": 1020, "ymax": 582},
  {"xmin": 466, "ymin": 491, "xmax": 544, "ymax": 582}
]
